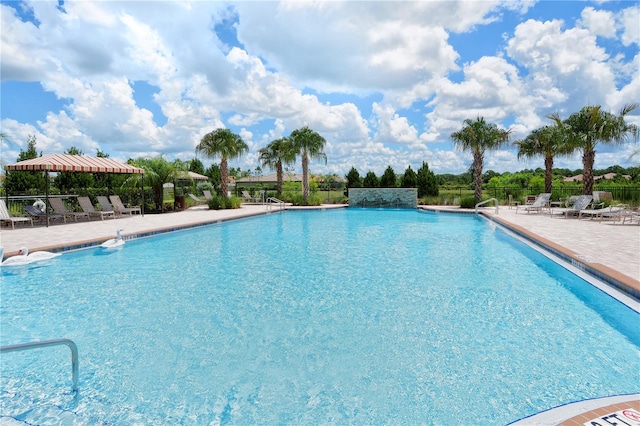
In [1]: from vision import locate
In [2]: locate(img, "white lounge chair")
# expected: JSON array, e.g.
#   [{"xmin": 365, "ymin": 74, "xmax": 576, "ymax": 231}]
[
  {"xmin": 516, "ymin": 193, "xmax": 551, "ymax": 214},
  {"xmin": 596, "ymin": 204, "xmax": 630, "ymax": 223},
  {"xmin": 551, "ymin": 195, "xmax": 593, "ymax": 218},
  {"xmin": 0, "ymin": 199, "xmax": 33, "ymax": 229},
  {"xmin": 621, "ymin": 207, "xmax": 640, "ymax": 225}
]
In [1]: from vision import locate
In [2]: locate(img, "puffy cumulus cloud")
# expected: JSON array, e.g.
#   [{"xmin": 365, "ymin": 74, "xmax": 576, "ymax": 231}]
[
  {"xmin": 1, "ymin": 119, "xmax": 49, "ymax": 163},
  {"xmin": 2, "ymin": 1, "xmax": 635, "ymax": 177},
  {"xmin": 0, "ymin": 3, "xmax": 59, "ymax": 81},
  {"xmin": 429, "ymin": 149, "xmax": 468, "ymax": 174},
  {"xmin": 484, "ymin": 149, "xmax": 519, "ymax": 173},
  {"xmin": 30, "ymin": 1, "xmax": 129, "ymax": 78},
  {"xmin": 619, "ymin": 5, "xmax": 640, "ymax": 47},
  {"xmin": 422, "ymin": 56, "xmax": 535, "ymax": 142},
  {"xmin": 371, "ymin": 103, "xmax": 420, "ymax": 145},
  {"xmin": 578, "ymin": 7, "xmax": 616, "ymax": 38},
  {"xmin": 506, "ymin": 18, "xmax": 617, "ymax": 114},
  {"xmin": 234, "ymin": 1, "xmax": 521, "ymax": 93},
  {"xmin": 607, "ymin": 55, "xmax": 640, "ymax": 112}
]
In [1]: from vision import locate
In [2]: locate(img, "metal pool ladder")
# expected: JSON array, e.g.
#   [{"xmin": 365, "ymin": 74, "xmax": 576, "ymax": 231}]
[
  {"xmin": 475, "ymin": 198, "xmax": 499, "ymax": 214},
  {"xmin": 266, "ymin": 197, "xmax": 286, "ymax": 210},
  {"xmin": 1, "ymin": 338, "xmax": 79, "ymax": 393}
]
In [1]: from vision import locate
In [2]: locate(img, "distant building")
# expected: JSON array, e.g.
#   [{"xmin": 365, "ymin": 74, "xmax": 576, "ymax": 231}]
[
  {"xmin": 563, "ymin": 172, "xmax": 631, "ymax": 183},
  {"xmin": 563, "ymin": 174, "xmax": 583, "ymax": 182},
  {"xmin": 236, "ymin": 172, "xmax": 302, "ymax": 186},
  {"xmin": 236, "ymin": 173, "xmax": 345, "ymax": 188}
]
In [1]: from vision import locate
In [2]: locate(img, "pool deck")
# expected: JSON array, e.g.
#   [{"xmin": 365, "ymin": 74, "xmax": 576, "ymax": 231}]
[{"xmin": 1, "ymin": 203, "xmax": 639, "ymax": 425}]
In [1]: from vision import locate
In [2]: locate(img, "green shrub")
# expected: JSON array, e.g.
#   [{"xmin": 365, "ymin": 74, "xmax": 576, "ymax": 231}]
[
  {"xmin": 207, "ymin": 195, "xmax": 242, "ymax": 210},
  {"xmin": 207, "ymin": 195, "xmax": 225, "ymax": 210},
  {"xmin": 306, "ymin": 194, "xmax": 323, "ymax": 206},
  {"xmin": 227, "ymin": 196, "xmax": 242, "ymax": 209},
  {"xmin": 460, "ymin": 196, "xmax": 480, "ymax": 209}
]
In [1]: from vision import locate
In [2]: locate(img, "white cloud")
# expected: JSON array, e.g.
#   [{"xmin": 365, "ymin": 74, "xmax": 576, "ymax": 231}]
[
  {"xmin": 423, "ymin": 56, "xmax": 534, "ymax": 143},
  {"xmin": 1, "ymin": 1, "xmax": 636, "ymax": 177},
  {"xmin": 234, "ymin": 1, "xmax": 513, "ymax": 93},
  {"xmin": 372, "ymin": 103, "xmax": 420, "ymax": 145},
  {"xmin": 506, "ymin": 18, "xmax": 617, "ymax": 115},
  {"xmin": 578, "ymin": 7, "xmax": 616, "ymax": 38},
  {"xmin": 619, "ymin": 5, "xmax": 640, "ymax": 47}
]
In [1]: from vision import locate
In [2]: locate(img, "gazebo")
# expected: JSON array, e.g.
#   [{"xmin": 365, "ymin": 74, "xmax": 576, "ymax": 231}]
[{"xmin": 4, "ymin": 154, "xmax": 145, "ymax": 226}]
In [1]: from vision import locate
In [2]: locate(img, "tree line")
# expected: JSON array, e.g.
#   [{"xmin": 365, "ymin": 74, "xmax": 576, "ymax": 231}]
[
  {"xmin": 3, "ymin": 102, "xmax": 638, "ymax": 208},
  {"xmin": 452, "ymin": 103, "xmax": 638, "ymax": 202},
  {"xmin": 343, "ymin": 163, "xmax": 439, "ymax": 198}
]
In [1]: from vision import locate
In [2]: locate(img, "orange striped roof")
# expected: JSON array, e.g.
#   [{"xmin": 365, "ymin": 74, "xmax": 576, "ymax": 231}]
[{"xmin": 5, "ymin": 154, "xmax": 144, "ymax": 174}]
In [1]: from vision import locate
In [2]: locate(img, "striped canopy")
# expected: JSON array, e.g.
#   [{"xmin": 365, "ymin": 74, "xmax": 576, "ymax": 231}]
[
  {"xmin": 178, "ymin": 171, "xmax": 209, "ymax": 180},
  {"xmin": 4, "ymin": 154, "xmax": 144, "ymax": 174}
]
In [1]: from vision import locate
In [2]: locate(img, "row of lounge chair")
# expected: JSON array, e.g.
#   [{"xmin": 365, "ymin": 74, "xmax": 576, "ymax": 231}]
[
  {"xmin": 515, "ymin": 192, "xmax": 639, "ymax": 224},
  {"xmin": 0, "ymin": 195, "xmax": 141, "ymax": 229}
]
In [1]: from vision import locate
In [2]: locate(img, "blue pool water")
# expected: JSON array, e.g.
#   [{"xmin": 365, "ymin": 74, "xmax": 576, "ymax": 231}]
[{"xmin": 1, "ymin": 209, "xmax": 639, "ymax": 425}]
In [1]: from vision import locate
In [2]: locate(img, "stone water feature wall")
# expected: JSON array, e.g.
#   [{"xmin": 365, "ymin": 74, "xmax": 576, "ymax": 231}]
[{"xmin": 348, "ymin": 188, "xmax": 417, "ymax": 208}]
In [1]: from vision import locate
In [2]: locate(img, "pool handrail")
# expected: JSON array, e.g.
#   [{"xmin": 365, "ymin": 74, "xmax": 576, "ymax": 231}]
[
  {"xmin": 475, "ymin": 198, "xmax": 499, "ymax": 214},
  {"xmin": 1, "ymin": 338, "xmax": 79, "ymax": 393},
  {"xmin": 266, "ymin": 197, "xmax": 286, "ymax": 210}
]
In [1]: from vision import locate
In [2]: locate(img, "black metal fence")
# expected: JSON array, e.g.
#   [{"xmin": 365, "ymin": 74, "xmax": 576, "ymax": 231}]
[{"xmin": 445, "ymin": 186, "xmax": 640, "ymax": 205}]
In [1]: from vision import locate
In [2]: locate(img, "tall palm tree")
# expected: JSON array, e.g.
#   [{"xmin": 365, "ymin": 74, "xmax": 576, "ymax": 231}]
[
  {"xmin": 290, "ymin": 126, "xmax": 327, "ymax": 204},
  {"xmin": 196, "ymin": 128, "xmax": 248, "ymax": 198},
  {"xmin": 514, "ymin": 125, "xmax": 569, "ymax": 193},
  {"xmin": 450, "ymin": 117, "xmax": 511, "ymax": 201},
  {"xmin": 258, "ymin": 137, "xmax": 296, "ymax": 197},
  {"xmin": 550, "ymin": 104, "xmax": 638, "ymax": 195}
]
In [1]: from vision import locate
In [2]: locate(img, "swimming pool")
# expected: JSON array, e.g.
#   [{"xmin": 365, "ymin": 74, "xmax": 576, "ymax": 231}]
[{"xmin": 1, "ymin": 209, "xmax": 638, "ymax": 424}]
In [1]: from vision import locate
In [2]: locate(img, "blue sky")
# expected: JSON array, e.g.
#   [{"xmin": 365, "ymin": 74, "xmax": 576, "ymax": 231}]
[{"xmin": 1, "ymin": 0, "xmax": 639, "ymax": 177}]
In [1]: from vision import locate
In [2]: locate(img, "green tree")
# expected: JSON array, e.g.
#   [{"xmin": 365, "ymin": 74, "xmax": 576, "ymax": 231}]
[
  {"xmin": 380, "ymin": 166, "xmax": 397, "ymax": 187},
  {"xmin": 514, "ymin": 125, "xmax": 569, "ymax": 193},
  {"xmin": 551, "ymin": 104, "xmax": 638, "ymax": 195},
  {"xmin": 363, "ymin": 171, "xmax": 379, "ymax": 188},
  {"xmin": 417, "ymin": 161, "xmax": 438, "ymax": 197},
  {"xmin": 196, "ymin": 128, "xmax": 248, "ymax": 198},
  {"xmin": 451, "ymin": 117, "xmax": 512, "ymax": 201},
  {"xmin": 129, "ymin": 156, "xmax": 178, "ymax": 211},
  {"xmin": 401, "ymin": 165, "xmax": 417, "ymax": 188},
  {"xmin": 482, "ymin": 170, "xmax": 499, "ymax": 184},
  {"xmin": 4, "ymin": 135, "xmax": 47, "ymax": 194},
  {"xmin": 259, "ymin": 137, "xmax": 296, "ymax": 196},
  {"xmin": 290, "ymin": 126, "xmax": 327, "ymax": 204},
  {"xmin": 189, "ymin": 158, "xmax": 205, "ymax": 175},
  {"xmin": 205, "ymin": 163, "xmax": 221, "ymax": 189},
  {"xmin": 345, "ymin": 167, "xmax": 362, "ymax": 188},
  {"xmin": 54, "ymin": 146, "xmax": 95, "ymax": 193}
]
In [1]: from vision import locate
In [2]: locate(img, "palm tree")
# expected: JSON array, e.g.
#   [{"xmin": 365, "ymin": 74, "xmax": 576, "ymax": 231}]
[
  {"xmin": 290, "ymin": 126, "xmax": 327, "ymax": 204},
  {"xmin": 514, "ymin": 125, "xmax": 569, "ymax": 193},
  {"xmin": 551, "ymin": 104, "xmax": 638, "ymax": 195},
  {"xmin": 129, "ymin": 156, "xmax": 178, "ymax": 212},
  {"xmin": 450, "ymin": 117, "xmax": 511, "ymax": 201},
  {"xmin": 258, "ymin": 137, "xmax": 296, "ymax": 197},
  {"xmin": 196, "ymin": 128, "xmax": 248, "ymax": 198}
]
